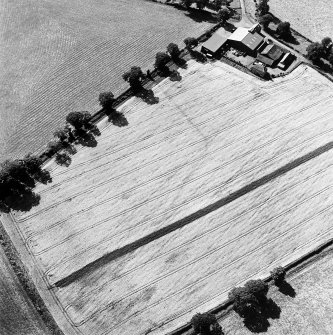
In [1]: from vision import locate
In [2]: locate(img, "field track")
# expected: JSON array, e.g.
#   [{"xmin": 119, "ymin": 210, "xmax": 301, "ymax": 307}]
[
  {"xmin": 6, "ymin": 61, "xmax": 333, "ymax": 335},
  {"xmin": 0, "ymin": 0, "xmax": 212, "ymax": 160}
]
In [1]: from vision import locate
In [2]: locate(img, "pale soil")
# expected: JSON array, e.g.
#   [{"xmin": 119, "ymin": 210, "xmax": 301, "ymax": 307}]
[
  {"xmin": 0, "ymin": 0, "xmax": 212, "ymax": 161},
  {"xmin": 0, "ymin": 246, "xmax": 49, "ymax": 335},
  {"xmin": 8, "ymin": 61, "xmax": 333, "ymax": 335},
  {"xmin": 269, "ymin": 0, "xmax": 333, "ymax": 42},
  {"xmin": 222, "ymin": 248, "xmax": 333, "ymax": 334}
]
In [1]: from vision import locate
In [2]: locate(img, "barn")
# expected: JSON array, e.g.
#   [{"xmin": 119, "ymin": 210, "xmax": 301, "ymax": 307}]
[
  {"xmin": 228, "ymin": 27, "xmax": 265, "ymax": 56},
  {"xmin": 201, "ymin": 29, "xmax": 228, "ymax": 57},
  {"xmin": 258, "ymin": 43, "xmax": 285, "ymax": 67}
]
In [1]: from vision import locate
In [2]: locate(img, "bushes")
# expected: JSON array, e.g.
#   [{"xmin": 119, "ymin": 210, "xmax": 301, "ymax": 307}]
[
  {"xmin": 66, "ymin": 111, "xmax": 92, "ymax": 130},
  {"xmin": 256, "ymin": 0, "xmax": 270, "ymax": 16}
]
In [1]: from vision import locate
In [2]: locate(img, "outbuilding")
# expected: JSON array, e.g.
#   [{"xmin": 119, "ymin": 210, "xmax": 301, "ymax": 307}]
[
  {"xmin": 227, "ymin": 27, "xmax": 265, "ymax": 56},
  {"xmin": 260, "ymin": 44, "xmax": 285, "ymax": 66},
  {"xmin": 201, "ymin": 30, "xmax": 228, "ymax": 57}
]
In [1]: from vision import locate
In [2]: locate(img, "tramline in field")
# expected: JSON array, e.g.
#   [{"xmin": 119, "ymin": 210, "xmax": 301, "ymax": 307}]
[{"xmin": 5, "ymin": 60, "xmax": 333, "ymax": 335}]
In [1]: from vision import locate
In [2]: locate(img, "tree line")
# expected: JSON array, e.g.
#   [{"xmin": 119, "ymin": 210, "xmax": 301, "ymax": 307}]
[{"xmin": 189, "ymin": 267, "xmax": 288, "ymax": 334}]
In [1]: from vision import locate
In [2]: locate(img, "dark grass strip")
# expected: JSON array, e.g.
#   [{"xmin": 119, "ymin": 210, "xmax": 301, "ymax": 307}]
[{"xmin": 55, "ymin": 140, "xmax": 333, "ymax": 287}]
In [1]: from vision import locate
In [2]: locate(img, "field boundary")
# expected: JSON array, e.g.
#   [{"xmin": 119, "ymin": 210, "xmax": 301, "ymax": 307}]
[
  {"xmin": 0, "ymin": 220, "xmax": 64, "ymax": 335},
  {"xmin": 168, "ymin": 237, "xmax": 333, "ymax": 335}
]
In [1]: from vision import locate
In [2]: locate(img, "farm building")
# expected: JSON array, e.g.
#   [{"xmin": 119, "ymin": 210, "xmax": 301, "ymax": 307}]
[
  {"xmin": 250, "ymin": 62, "xmax": 268, "ymax": 78},
  {"xmin": 201, "ymin": 29, "xmax": 228, "ymax": 57},
  {"xmin": 228, "ymin": 27, "xmax": 265, "ymax": 55},
  {"xmin": 258, "ymin": 43, "xmax": 285, "ymax": 66}
]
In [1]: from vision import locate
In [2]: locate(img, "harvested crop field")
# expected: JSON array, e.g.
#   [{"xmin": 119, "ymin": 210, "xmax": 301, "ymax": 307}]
[
  {"xmin": 222, "ymin": 247, "xmax": 333, "ymax": 334},
  {"xmin": 0, "ymin": 0, "xmax": 212, "ymax": 161},
  {"xmin": 270, "ymin": 0, "xmax": 333, "ymax": 41},
  {"xmin": 5, "ymin": 61, "xmax": 333, "ymax": 335}
]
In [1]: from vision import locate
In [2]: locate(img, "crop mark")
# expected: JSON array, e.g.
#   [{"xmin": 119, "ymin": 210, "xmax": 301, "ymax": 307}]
[
  {"xmin": 75, "ymin": 210, "xmax": 333, "ymax": 328},
  {"xmin": 19, "ymin": 86, "xmax": 323, "ymax": 225},
  {"xmin": 63, "ymin": 168, "xmax": 331, "ymax": 307},
  {"xmin": 31, "ymin": 104, "xmax": 333, "ymax": 257},
  {"xmin": 54, "ymin": 139, "xmax": 333, "ymax": 288}
]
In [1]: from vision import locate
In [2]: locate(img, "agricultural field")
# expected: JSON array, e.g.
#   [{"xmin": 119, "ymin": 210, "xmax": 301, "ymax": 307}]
[
  {"xmin": 4, "ymin": 60, "xmax": 333, "ymax": 335},
  {"xmin": 0, "ymin": 0, "xmax": 212, "ymax": 161},
  {"xmin": 269, "ymin": 0, "xmax": 333, "ymax": 41},
  {"xmin": 222, "ymin": 247, "xmax": 333, "ymax": 334},
  {"xmin": 0, "ymin": 246, "xmax": 50, "ymax": 335}
]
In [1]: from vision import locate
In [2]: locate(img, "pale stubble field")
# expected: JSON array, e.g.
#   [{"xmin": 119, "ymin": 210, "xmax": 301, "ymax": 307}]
[{"xmin": 7, "ymin": 61, "xmax": 333, "ymax": 335}]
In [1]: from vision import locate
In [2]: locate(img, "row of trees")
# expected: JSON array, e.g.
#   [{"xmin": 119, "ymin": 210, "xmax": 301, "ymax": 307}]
[
  {"xmin": 257, "ymin": 1, "xmax": 292, "ymax": 40},
  {"xmin": 190, "ymin": 267, "xmax": 287, "ymax": 334},
  {"xmin": 307, "ymin": 37, "xmax": 333, "ymax": 66}
]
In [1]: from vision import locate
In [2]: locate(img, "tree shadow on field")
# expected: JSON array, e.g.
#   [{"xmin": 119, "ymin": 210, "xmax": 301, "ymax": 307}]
[
  {"xmin": 185, "ymin": 9, "xmax": 218, "ymax": 24},
  {"xmin": 189, "ymin": 49, "xmax": 207, "ymax": 63},
  {"xmin": 169, "ymin": 69, "xmax": 182, "ymax": 82},
  {"xmin": 278, "ymin": 281, "xmax": 296, "ymax": 298},
  {"xmin": 135, "ymin": 88, "xmax": 159, "ymax": 105},
  {"xmin": 108, "ymin": 112, "xmax": 129, "ymax": 127},
  {"xmin": 76, "ymin": 132, "xmax": 98, "ymax": 148},
  {"xmin": 174, "ymin": 57, "xmax": 188, "ymax": 69},
  {"xmin": 243, "ymin": 299, "xmax": 281, "ymax": 333}
]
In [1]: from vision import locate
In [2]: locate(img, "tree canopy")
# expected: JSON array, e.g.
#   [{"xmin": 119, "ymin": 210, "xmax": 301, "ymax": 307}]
[
  {"xmin": 98, "ymin": 91, "xmax": 115, "ymax": 110},
  {"xmin": 217, "ymin": 7, "xmax": 231, "ymax": 24},
  {"xmin": 258, "ymin": 13, "xmax": 273, "ymax": 29},
  {"xmin": 66, "ymin": 111, "xmax": 92, "ymax": 130},
  {"xmin": 167, "ymin": 43, "xmax": 181, "ymax": 60},
  {"xmin": 122, "ymin": 66, "xmax": 145, "ymax": 91},
  {"xmin": 276, "ymin": 21, "xmax": 292, "ymax": 39},
  {"xmin": 184, "ymin": 37, "xmax": 198, "ymax": 50},
  {"xmin": 154, "ymin": 52, "xmax": 171, "ymax": 71},
  {"xmin": 306, "ymin": 42, "xmax": 325, "ymax": 63}
]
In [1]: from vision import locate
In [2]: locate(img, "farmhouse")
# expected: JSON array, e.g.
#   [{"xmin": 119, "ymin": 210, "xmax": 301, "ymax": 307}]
[
  {"xmin": 228, "ymin": 27, "xmax": 265, "ymax": 56},
  {"xmin": 201, "ymin": 29, "xmax": 228, "ymax": 57}
]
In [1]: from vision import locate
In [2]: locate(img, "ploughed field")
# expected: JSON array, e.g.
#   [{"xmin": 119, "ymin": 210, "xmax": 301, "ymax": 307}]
[
  {"xmin": 0, "ymin": 0, "xmax": 212, "ymax": 161},
  {"xmin": 270, "ymin": 0, "xmax": 333, "ymax": 41},
  {"xmin": 10, "ymin": 61, "xmax": 333, "ymax": 335}
]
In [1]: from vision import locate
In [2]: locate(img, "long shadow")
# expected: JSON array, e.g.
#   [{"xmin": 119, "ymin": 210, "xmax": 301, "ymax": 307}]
[
  {"xmin": 135, "ymin": 88, "xmax": 159, "ymax": 105},
  {"xmin": 108, "ymin": 112, "xmax": 129, "ymax": 127},
  {"xmin": 278, "ymin": 281, "xmax": 296, "ymax": 297},
  {"xmin": 174, "ymin": 57, "xmax": 188, "ymax": 69},
  {"xmin": 54, "ymin": 140, "xmax": 333, "ymax": 287},
  {"xmin": 76, "ymin": 132, "xmax": 98, "ymax": 148},
  {"xmin": 170, "ymin": 4, "xmax": 217, "ymax": 24},
  {"xmin": 189, "ymin": 50, "xmax": 207, "ymax": 63},
  {"xmin": 243, "ymin": 299, "xmax": 280, "ymax": 333},
  {"xmin": 169, "ymin": 69, "xmax": 182, "ymax": 82}
]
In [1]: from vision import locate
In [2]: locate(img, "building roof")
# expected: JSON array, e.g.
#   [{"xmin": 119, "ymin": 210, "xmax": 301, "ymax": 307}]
[
  {"xmin": 251, "ymin": 64, "xmax": 267, "ymax": 77},
  {"xmin": 257, "ymin": 54, "xmax": 275, "ymax": 66},
  {"xmin": 261, "ymin": 44, "xmax": 284, "ymax": 60},
  {"xmin": 228, "ymin": 27, "xmax": 264, "ymax": 51},
  {"xmin": 201, "ymin": 31, "xmax": 228, "ymax": 53}
]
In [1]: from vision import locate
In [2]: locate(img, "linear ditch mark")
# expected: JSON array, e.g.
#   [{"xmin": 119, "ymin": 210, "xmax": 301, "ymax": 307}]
[{"xmin": 54, "ymin": 140, "xmax": 333, "ymax": 288}]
